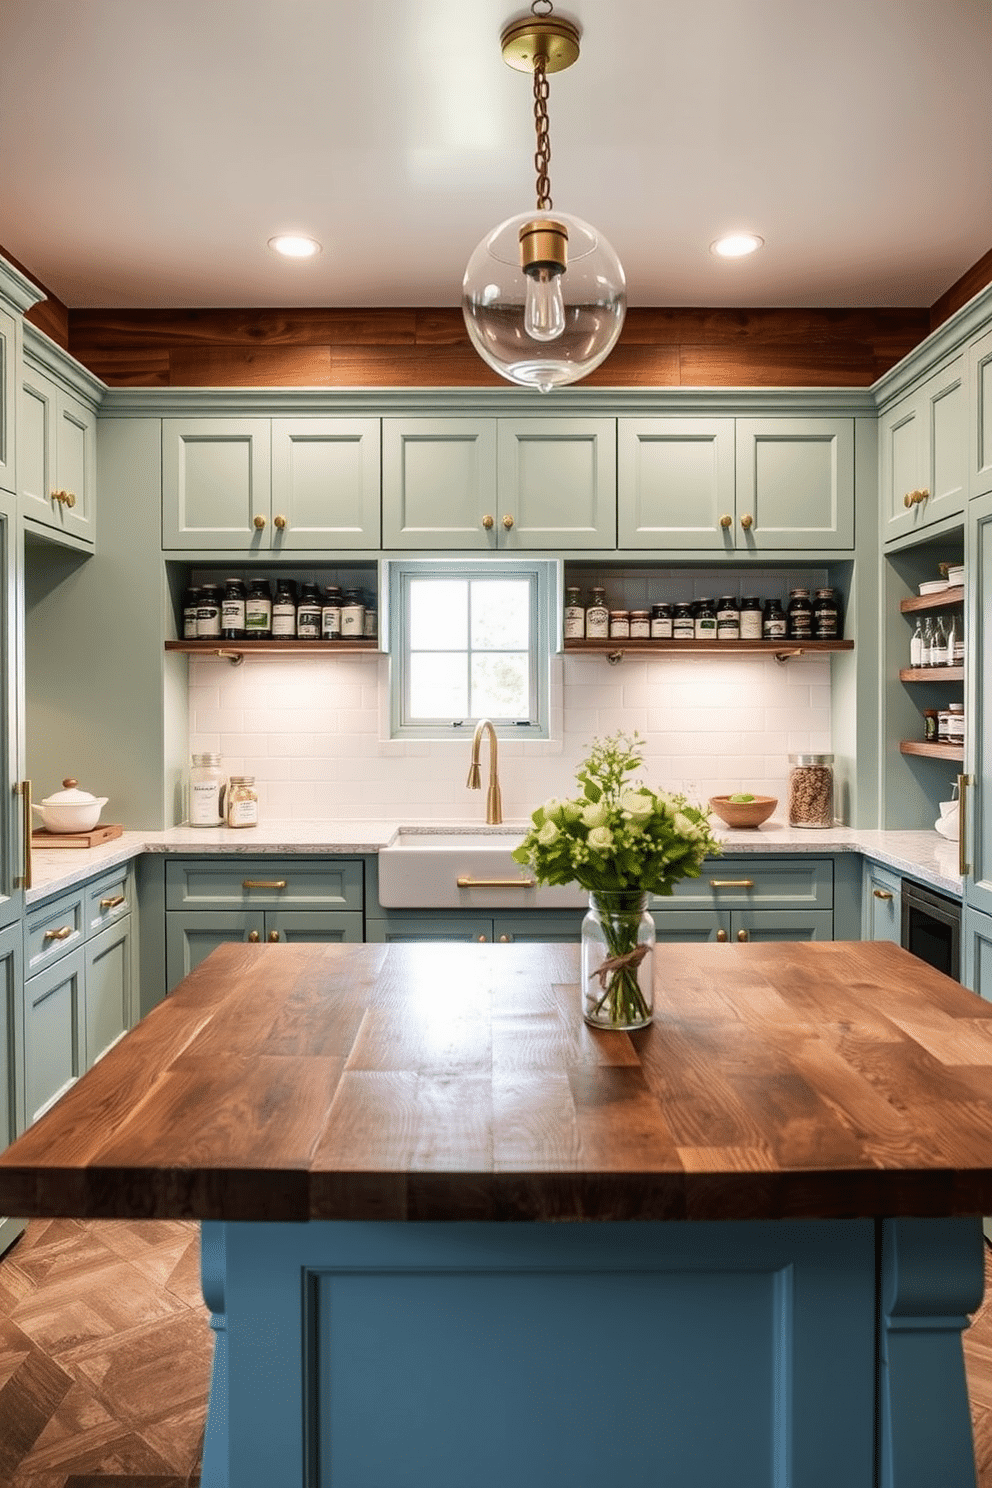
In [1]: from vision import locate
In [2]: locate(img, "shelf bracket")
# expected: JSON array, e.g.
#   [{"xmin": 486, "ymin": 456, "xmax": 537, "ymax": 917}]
[
  {"xmin": 607, "ymin": 650, "xmax": 624, "ymax": 666},
  {"xmin": 774, "ymin": 649, "xmax": 802, "ymax": 665},
  {"xmin": 215, "ymin": 649, "xmax": 245, "ymax": 666}
]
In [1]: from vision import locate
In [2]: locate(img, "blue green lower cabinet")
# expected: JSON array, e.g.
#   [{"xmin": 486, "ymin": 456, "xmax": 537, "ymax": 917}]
[
  {"xmin": 863, "ymin": 863, "xmax": 902, "ymax": 944},
  {"xmin": 0, "ymin": 920, "xmax": 24, "ymax": 1256},
  {"xmin": 23, "ymin": 947, "xmax": 83, "ymax": 1127},
  {"xmin": 963, "ymin": 905, "xmax": 992, "ymax": 998},
  {"xmin": 198, "ymin": 1214, "xmax": 984, "ymax": 1488},
  {"xmin": 652, "ymin": 909, "xmax": 833, "ymax": 943},
  {"xmin": 364, "ymin": 912, "xmax": 584, "ymax": 944},
  {"xmin": 166, "ymin": 911, "xmax": 364, "ymax": 989},
  {"xmin": 84, "ymin": 916, "xmax": 131, "ymax": 1067}
]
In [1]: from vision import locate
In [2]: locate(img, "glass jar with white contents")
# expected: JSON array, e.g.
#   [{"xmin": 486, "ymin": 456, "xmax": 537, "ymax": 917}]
[
  {"xmin": 190, "ymin": 753, "xmax": 226, "ymax": 827},
  {"xmin": 226, "ymin": 776, "xmax": 259, "ymax": 828}
]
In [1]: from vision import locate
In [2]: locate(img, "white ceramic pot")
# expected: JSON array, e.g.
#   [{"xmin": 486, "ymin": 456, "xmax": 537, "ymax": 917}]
[{"xmin": 33, "ymin": 778, "xmax": 109, "ymax": 834}]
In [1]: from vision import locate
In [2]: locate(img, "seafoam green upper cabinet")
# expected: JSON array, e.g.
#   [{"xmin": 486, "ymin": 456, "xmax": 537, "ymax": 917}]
[
  {"xmin": 381, "ymin": 417, "xmax": 616, "ymax": 549},
  {"xmin": 968, "ymin": 325, "xmax": 992, "ymax": 498},
  {"xmin": 618, "ymin": 417, "xmax": 853, "ymax": 551},
  {"xmin": 163, "ymin": 418, "xmax": 381, "ymax": 550},
  {"xmin": 617, "ymin": 419, "xmax": 735, "ymax": 549},
  {"xmin": 270, "ymin": 419, "xmax": 380, "ymax": 549},
  {"xmin": 879, "ymin": 356, "xmax": 966, "ymax": 543},
  {"xmin": 0, "ymin": 309, "xmax": 16, "ymax": 496},
  {"xmin": 19, "ymin": 363, "xmax": 97, "ymax": 546}
]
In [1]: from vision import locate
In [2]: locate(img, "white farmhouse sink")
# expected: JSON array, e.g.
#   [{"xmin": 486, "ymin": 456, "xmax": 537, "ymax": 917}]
[{"xmin": 377, "ymin": 826, "xmax": 587, "ymax": 909}]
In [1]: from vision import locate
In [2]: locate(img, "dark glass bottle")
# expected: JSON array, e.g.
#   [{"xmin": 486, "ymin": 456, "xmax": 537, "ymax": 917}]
[
  {"xmin": 296, "ymin": 582, "xmax": 321, "ymax": 639},
  {"xmin": 786, "ymin": 588, "xmax": 813, "ymax": 640},
  {"xmin": 182, "ymin": 586, "xmax": 201, "ymax": 640},
  {"xmin": 245, "ymin": 578, "xmax": 272, "ymax": 638},
  {"xmin": 812, "ymin": 587, "xmax": 839, "ymax": 640},
  {"xmin": 221, "ymin": 577, "xmax": 246, "ymax": 640},
  {"xmin": 739, "ymin": 596, "xmax": 763, "ymax": 640},
  {"xmin": 271, "ymin": 578, "xmax": 298, "ymax": 638},
  {"xmin": 762, "ymin": 598, "xmax": 787, "ymax": 640},
  {"xmin": 196, "ymin": 584, "xmax": 222, "ymax": 639}
]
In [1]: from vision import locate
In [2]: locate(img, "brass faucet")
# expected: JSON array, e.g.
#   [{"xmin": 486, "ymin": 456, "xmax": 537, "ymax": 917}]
[{"xmin": 466, "ymin": 718, "xmax": 502, "ymax": 824}]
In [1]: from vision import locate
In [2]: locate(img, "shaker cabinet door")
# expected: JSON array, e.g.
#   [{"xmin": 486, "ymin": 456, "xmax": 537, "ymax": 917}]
[
  {"xmin": 0, "ymin": 307, "xmax": 16, "ymax": 496},
  {"xmin": 84, "ymin": 916, "xmax": 132, "ymax": 1068},
  {"xmin": 24, "ymin": 949, "xmax": 83, "ymax": 1127},
  {"xmin": 969, "ymin": 325, "xmax": 992, "ymax": 499},
  {"xmin": 735, "ymin": 418, "xmax": 854, "ymax": 550},
  {"xmin": 497, "ymin": 419, "xmax": 616, "ymax": 549},
  {"xmin": 382, "ymin": 419, "xmax": 497, "ymax": 549},
  {"xmin": 617, "ymin": 418, "xmax": 736, "ymax": 549},
  {"xmin": 881, "ymin": 359, "xmax": 966, "ymax": 543},
  {"xmin": 271, "ymin": 418, "xmax": 380, "ymax": 549},
  {"xmin": 162, "ymin": 419, "xmax": 272, "ymax": 549},
  {"xmin": 18, "ymin": 367, "xmax": 95, "ymax": 545}
]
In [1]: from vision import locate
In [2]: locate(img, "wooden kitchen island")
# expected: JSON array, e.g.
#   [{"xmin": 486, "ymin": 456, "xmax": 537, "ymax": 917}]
[{"xmin": 2, "ymin": 940, "xmax": 991, "ymax": 1488}]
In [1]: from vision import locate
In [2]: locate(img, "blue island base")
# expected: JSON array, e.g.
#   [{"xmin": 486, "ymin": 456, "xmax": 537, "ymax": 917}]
[{"xmin": 199, "ymin": 1216, "xmax": 983, "ymax": 1488}]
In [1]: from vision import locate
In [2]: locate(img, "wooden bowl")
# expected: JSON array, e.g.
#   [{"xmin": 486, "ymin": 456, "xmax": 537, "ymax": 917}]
[{"xmin": 708, "ymin": 795, "xmax": 778, "ymax": 829}]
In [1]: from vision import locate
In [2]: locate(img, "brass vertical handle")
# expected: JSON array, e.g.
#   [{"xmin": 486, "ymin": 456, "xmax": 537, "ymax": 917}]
[
  {"xmin": 716, "ymin": 928, "xmax": 728, "ymax": 942},
  {"xmin": 16, "ymin": 780, "xmax": 31, "ymax": 890},
  {"xmin": 958, "ymin": 774, "xmax": 971, "ymax": 878},
  {"xmin": 737, "ymin": 928, "xmax": 749, "ymax": 942}
]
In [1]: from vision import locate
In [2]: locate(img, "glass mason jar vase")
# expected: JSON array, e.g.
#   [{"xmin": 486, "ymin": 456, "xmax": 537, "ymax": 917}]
[{"xmin": 581, "ymin": 890, "xmax": 655, "ymax": 1030}]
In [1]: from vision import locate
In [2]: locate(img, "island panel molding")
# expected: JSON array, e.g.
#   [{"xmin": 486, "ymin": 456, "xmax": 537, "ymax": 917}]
[{"xmin": 4, "ymin": 940, "xmax": 992, "ymax": 1223}]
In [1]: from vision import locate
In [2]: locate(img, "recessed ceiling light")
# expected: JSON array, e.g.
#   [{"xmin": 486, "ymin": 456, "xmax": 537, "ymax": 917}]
[
  {"xmin": 710, "ymin": 232, "xmax": 764, "ymax": 259},
  {"xmin": 267, "ymin": 234, "xmax": 322, "ymax": 259}
]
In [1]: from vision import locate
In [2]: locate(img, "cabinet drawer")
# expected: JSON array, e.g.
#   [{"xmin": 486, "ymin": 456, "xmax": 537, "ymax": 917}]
[
  {"xmin": 26, "ymin": 888, "xmax": 85, "ymax": 975},
  {"xmin": 84, "ymin": 866, "xmax": 133, "ymax": 933},
  {"xmin": 165, "ymin": 857, "xmax": 364, "ymax": 912},
  {"xmin": 24, "ymin": 947, "xmax": 83, "ymax": 1126},
  {"xmin": 653, "ymin": 858, "xmax": 833, "ymax": 911}
]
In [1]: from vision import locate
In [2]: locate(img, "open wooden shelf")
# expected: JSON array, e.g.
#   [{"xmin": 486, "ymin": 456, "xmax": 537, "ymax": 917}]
[
  {"xmin": 899, "ymin": 666, "xmax": 964, "ymax": 683},
  {"xmin": 563, "ymin": 638, "xmax": 854, "ymax": 658},
  {"xmin": 165, "ymin": 639, "xmax": 380, "ymax": 658},
  {"xmin": 899, "ymin": 585, "xmax": 964, "ymax": 614},
  {"xmin": 899, "ymin": 740, "xmax": 964, "ymax": 761}
]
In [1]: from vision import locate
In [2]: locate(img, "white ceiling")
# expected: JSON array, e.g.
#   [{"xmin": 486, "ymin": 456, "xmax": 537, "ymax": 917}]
[{"xmin": 2, "ymin": 0, "xmax": 991, "ymax": 311}]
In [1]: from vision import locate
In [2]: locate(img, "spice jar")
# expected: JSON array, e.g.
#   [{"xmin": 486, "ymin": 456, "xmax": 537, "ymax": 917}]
[
  {"xmin": 813, "ymin": 587, "xmax": 840, "ymax": 640},
  {"xmin": 321, "ymin": 585, "xmax": 342, "ymax": 639},
  {"xmin": 585, "ymin": 587, "xmax": 609, "ymax": 639},
  {"xmin": 762, "ymin": 597, "xmax": 787, "ymax": 641},
  {"xmin": 363, "ymin": 599, "xmax": 378, "ymax": 639},
  {"xmin": 245, "ymin": 578, "xmax": 272, "ymax": 638},
  {"xmin": 563, "ymin": 587, "xmax": 585, "ymax": 639},
  {"xmin": 650, "ymin": 603, "xmax": 673, "ymax": 639},
  {"xmin": 787, "ymin": 753, "xmax": 834, "ymax": 829},
  {"xmin": 226, "ymin": 776, "xmax": 259, "ymax": 828},
  {"xmin": 341, "ymin": 591, "xmax": 365, "ymax": 637},
  {"xmin": 189, "ymin": 753, "xmax": 226, "ymax": 827},
  {"xmin": 947, "ymin": 701, "xmax": 965, "ymax": 746},
  {"xmin": 673, "ymin": 602, "xmax": 695, "ymax": 640},
  {"xmin": 739, "ymin": 596, "xmax": 763, "ymax": 640},
  {"xmin": 296, "ymin": 582, "xmax": 322, "ymax": 639},
  {"xmin": 271, "ymin": 579, "xmax": 298, "ymax": 638},
  {"xmin": 609, "ymin": 609, "xmax": 630, "ymax": 639},
  {"xmin": 182, "ymin": 586, "xmax": 201, "ymax": 640},
  {"xmin": 196, "ymin": 584, "xmax": 222, "ymax": 639},
  {"xmin": 922, "ymin": 708, "xmax": 939, "ymax": 743},
  {"xmin": 694, "ymin": 597, "xmax": 717, "ymax": 640},
  {"xmin": 716, "ymin": 595, "xmax": 740, "ymax": 640},
  {"xmin": 787, "ymin": 589, "xmax": 813, "ymax": 640},
  {"xmin": 221, "ymin": 578, "xmax": 246, "ymax": 640},
  {"xmin": 629, "ymin": 609, "xmax": 651, "ymax": 638}
]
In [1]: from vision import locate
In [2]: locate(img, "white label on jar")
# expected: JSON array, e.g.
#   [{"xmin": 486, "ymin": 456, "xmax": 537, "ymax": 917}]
[
  {"xmin": 228, "ymin": 798, "xmax": 258, "ymax": 828},
  {"xmin": 190, "ymin": 780, "xmax": 222, "ymax": 826},
  {"xmin": 585, "ymin": 607, "xmax": 609, "ymax": 638},
  {"xmin": 717, "ymin": 620, "xmax": 740, "ymax": 639},
  {"xmin": 609, "ymin": 619, "xmax": 630, "ymax": 638},
  {"xmin": 321, "ymin": 608, "xmax": 341, "ymax": 638},
  {"xmin": 197, "ymin": 606, "xmax": 221, "ymax": 638},
  {"xmin": 341, "ymin": 605, "xmax": 364, "ymax": 636},
  {"xmin": 272, "ymin": 606, "xmax": 296, "ymax": 637},
  {"xmin": 651, "ymin": 617, "xmax": 673, "ymax": 639},
  {"xmin": 764, "ymin": 618, "xmax": 787, "ymax": 639},
  {"xmin": 564, "ymin": 607, "xmax": 585, "ymax": 639},
  {"xmin": 297, "ymin": 608, "xmax": 320, "ymax": 638},
  {"xmin": 221, "ymin": 600, "xmax": 245, "ymax": 628},
  {"xmin": 630, "ymin": 618, "xmax": 651, "ymax": 638},
  {"xmin": 740, "ymin": 612, "xmax": 763, "ymax": 639},
  {"xmin": 674, "ymin": 619, "xmax": 694, "ymax": 639},
  {"xmin": 695, "ymin": 618, "xmax": 717, "ymax": 638}
]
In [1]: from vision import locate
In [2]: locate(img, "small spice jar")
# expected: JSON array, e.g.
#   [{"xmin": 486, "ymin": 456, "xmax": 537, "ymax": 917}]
[
  {"xmin": 650, "ymin": 603, "xmax": 673, "ymax": 639},
  {"xmin": 739, "ymin": 596, "xmax": 763, "ymax": 640},
  {"xmin": 922, "ymin": 708, "xmax": 940, "ymax": 743},
  {"xmin": 296, "ymin": 582, "xmax": 322, "ymax": 639},
  {"xmin": 787, "ymin": 753, "xmax": 835, "ymax": 829},
  {"xmin": 947, "ymin": 701, "xmax": 965, "ymax": 746},
  {"xmin": 716, "ymin": 595, "xmax": 740, "ymax": 640},
  {"xmin": 362, "ymin": 599, "xmax": 378, "ymax": 639},
  {"xmin": 271, "ymin": 579, "xmax": 298, "ymax": 638},
  {"xmin": 694, "ymin": 598, "xmax": 717, "ymax": 641},
  {"xmin": 226, "ymin": 775, "xmax": 259, "ymax": 828},
  {"xmin": 196, "ymin": 585, "xmax": 222, "ymax": 639},
  {"xmin": 629, "ymin": 609, "xmax": 651, "ymax": 638},
  {"xmin": 321, "ymin": 585, "xmax": 343, "ymax": 639},
  {"xmin": 563, "ymin": 586, "xmax": 585, "ymax": 639},
  {"xmin": 609, "ymin": 609, "xmax": 630, "ymax": 639},
  {"xmin": 585, "ymin": 587, "xmax": 609, "ymax": 639},
  {"xmin": 762, "ymin": 597, "xmax": 787, "ymax": 640},
  {"xmin": 813, "ymin": 587, "xmax": 840, "ymax": 640},
  {"xmin": 673, "ymin": 602, "xmax": 695, "ymax": 640},
  {"xmin": 787, "ymin": 588, "xmax": 814, "ymax": 640},
  {"xmin": 341, "ymin": 591, "xmax": 365, "ymax": 638},
  {"xmin": 182, "ymin": 586, "xmax": 201, "ymax": 640},
  {"xmin": 245, "ymin": 578, "xmax": 273, "ymax": 638}
]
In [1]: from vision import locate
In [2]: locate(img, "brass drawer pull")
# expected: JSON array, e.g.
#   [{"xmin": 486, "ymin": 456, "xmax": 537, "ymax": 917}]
[
  {"xmin": 716, "ymin": 929, "xmax": 728, "ymax": 942},
  {"xmin": 44, "ymin": 926, "xmax": 73, "ymax": 942},
  {"xmin": 100, "ymin": 894, "xmax": 126, "ymax": 909},
  {"xmin": 248, "ymin": 930, "xmax": 260, "ymax": 943},
  {"xmin": 457, "ymin": 875, "xmax": 535, "ymax": 888},
  {"xmin": 268, "ymin": 930, "xmax": 281, "ymax": 942},
  {"xmin": 872, "ymin": 889, "xmax": 893, "ymax": 901},
  {"xmin": 737, "ymin": 928, "xmax": 750, "ymax": 942},
  {"xmin": 243, "ymin": 880, "xmax": 287, "ymax": 890},
  {"xmin": 709, "ymin": 879, "xmax": 754, "ymax": 889}
]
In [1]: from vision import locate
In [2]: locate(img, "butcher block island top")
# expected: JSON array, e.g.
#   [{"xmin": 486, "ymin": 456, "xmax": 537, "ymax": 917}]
[{"xmin": 3, "ymin": 939, "xmax": 992, "ymax": 1224}]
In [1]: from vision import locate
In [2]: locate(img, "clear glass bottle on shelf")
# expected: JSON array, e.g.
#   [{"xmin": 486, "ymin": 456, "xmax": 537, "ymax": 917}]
[
  {"xmin": 585, "ymin": 587, "xmax": 609, "ymax": 639},
  {"xmin": 909, "ymin": 618, "xmax": 924, "ymax": 667},
  {"xmin": 930, "ymin": 613, "xmax": 948, "ymax": 668},
  {"xmin": 945, "ymin": 609, "xmax": 960, "ymax": 668},
  {"xmin": 920, "ymin": 616, "xmax": 934, "ymax": 667},
  {"xmin": 563, "ymin": 586, "xmax": 585, "ymax": 639}
]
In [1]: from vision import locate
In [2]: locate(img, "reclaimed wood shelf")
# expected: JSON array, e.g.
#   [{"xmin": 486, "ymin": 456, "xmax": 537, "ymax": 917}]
[
  {"xmin": 899, "ymin": 740, "xmax": 964, "ymax": 761},
  {"xmin": 165, "ymin": 639, "xmax": 381, "ymax": 660},
  {"xmin": 899, "ymin": 585, "xmax": 964, "ymax": 614},
  {"xmin": 564, "ymin": 638, "xmax": 854, "ymax": 659},
  {"xmin": 898, "ymin": 666, "xmax": 964, "ymax": 682}
]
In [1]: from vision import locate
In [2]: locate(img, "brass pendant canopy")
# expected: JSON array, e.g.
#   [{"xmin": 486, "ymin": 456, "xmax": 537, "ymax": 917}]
[
  {"xmin": 500, "ymin": 14, "xmax": 580, "ymax": 73},
  {"xmin": 519, "ymin": 217, "xmax": 569, "ymax": 275}
]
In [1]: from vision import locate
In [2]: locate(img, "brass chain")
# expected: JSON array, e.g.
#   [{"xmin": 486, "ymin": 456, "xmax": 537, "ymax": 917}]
[{"xmin": 533, "ymin": 53, "xmax": 552, "ymax": 210}]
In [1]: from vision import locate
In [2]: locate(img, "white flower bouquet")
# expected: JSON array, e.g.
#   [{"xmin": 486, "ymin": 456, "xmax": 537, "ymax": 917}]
[{"xmin": 512, "ymin": 733, "xmax": 721, "ymax": 1026}]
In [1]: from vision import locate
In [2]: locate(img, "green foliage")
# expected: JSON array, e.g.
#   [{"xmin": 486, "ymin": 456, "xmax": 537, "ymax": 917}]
[{"xmin": 512, "ymin": 732, "xmax": 721, "ymax": 895}]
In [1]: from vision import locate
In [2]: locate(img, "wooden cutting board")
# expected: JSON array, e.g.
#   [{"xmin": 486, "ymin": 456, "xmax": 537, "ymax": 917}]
[{"xmin": 31, "ymin": 823, "xmax": 124, "ymax": 849}]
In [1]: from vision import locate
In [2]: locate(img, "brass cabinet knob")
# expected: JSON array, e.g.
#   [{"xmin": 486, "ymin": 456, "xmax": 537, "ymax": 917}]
[
  {"xmin": 482, "ymin": 514, "xmax": 494, "ymax": 530},
  {"xmin": 716, "ymin": 928, "xmax": 728, "ymax": 942},
  {"xmin": 268, "ymin": 930, "xmax": 280, "ymax": 942},
  {"xmin": 247, "ymin": 930, "xmax": 260, "ymax": 943},
  {"xmin": 740, "ymin": 513, "xmax": 754, "ymax": 530},
  {"xmin": 51, "ymin": 489, "xmax": 75, "ymax": 507},
  {"xmin": 498, "ymin": 934, "xmax": 511, "ymax": 943},
  {"xmin": 719, "ymin": 514, "xmax": 732, "ymax": 529},
  {"xmin": 253, "ymin": 514, "xmax": 266, "ymax": 530},
  {"xmin": 502, "ymin": 514, "xmax": 514, "ymax": 530},
  {"xmin": 873, "ymin": 888, "xmax": 894, "ymax": 901},
  {"xmin": 64, "ymin": 491, "xmax": 76, "ymax": 508},
  {"xmin": 903, "ymin": 488, "xmax": 930, "ymax": 508},
  {"xmin": 477, "ymin": 934, "xmax": 488, "ymax": 942},
  {"xmin": 273, "ymin": 515, "xmax": 287, "ymax": 530},
  {"xmin": 737, "ymin": 928, "xmax": 749, "ymax": 942}
]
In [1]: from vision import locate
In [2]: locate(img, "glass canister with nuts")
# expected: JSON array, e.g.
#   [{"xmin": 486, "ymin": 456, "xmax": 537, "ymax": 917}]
[{"xmin": 787, "ymin": 753, "xmax": 834, "ymax": 828}]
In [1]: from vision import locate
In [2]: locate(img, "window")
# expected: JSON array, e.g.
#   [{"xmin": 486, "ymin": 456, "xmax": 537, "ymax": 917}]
[{"xmin": 387, "ymin": 560, "xmax": 556, "ymax": 739}]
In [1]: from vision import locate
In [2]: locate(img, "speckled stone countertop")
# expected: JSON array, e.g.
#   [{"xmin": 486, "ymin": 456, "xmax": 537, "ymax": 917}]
[{"xmin": 25, "ymin": 818, "xmax": 964, "ymax": 907}]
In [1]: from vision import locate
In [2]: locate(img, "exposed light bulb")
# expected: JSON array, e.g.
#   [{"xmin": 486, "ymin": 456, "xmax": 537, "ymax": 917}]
[{"xmin": 523, "ymin": 265, "xmax": 566, "ymax": 341}]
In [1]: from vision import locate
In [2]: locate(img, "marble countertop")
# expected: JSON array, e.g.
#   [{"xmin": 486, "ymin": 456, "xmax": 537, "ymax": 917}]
[{"xmin": 25, "ymin": 817, "xmax": 964, "ymax": 906}]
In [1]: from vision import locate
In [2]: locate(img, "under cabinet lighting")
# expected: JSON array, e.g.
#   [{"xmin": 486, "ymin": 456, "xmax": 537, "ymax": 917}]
[{"xmin": 267, "ymin": 234, "xmax": 322, "ymax": 259}]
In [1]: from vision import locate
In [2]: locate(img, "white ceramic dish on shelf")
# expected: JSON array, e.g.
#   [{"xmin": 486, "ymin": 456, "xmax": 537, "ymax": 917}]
[{"xmin": 919, "ymin": 579, "xmax": 950, "ymax": 595}]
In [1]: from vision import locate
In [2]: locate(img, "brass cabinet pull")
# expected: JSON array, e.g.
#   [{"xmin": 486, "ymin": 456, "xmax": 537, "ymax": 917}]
[
  {"xmin": 719, "ymin": 514, "xmax": 732, "ymax": 528},
  {"xmin": 253, "ymin": 514, "xmax": 266, "ymax": 530},
  {"xmin": 709, "ymin": 879, "xmax": 754, "ymax": 889},
  {"xmin": 243, "ymin": 879, "xmax": 287, "ymax": 890},
  {"xmin": 16, "ymin": 780, "xmax": 31, "ymax": 890},
  {"xmin": 44, "ymin": 925, "xmax": 73, "ymax": 942},
  {"xmin": 737, "ymin": 928, "xmax": 749, "ymax": 942},
  {"xmin": 273, "ymin": 514, "xmax": 287, "ymax": 530},
  {"xmin": 268, "ymin": 930, "xmax": 280, "ymax": 942},
  {"xmin": 740, "ymin": 513, "xmax": 753, "ymax": 530},
  {"xmin": 100, "ymin": 894, "xmax": 126, "ymax": 909},
  {"xmin": 958, "ymin": 773, "xmax": 971, "ymax": 878},
  {"xmin": 498, "ymin": 934, "xmax": 510, "ymax": 943},
  {"xmin": 872, "ymin": 888, "xmax": 893, "ymax": 901},
  {"xmin": 502, "ymin": 514, "xmax": 514, "ymax": 530},
  {"xmin": 476, "ymin": 934, "xmax": 488, "ymax": 942},
  {"xmin": 457, "ymin": 875, "xmax": 535, "ymax": 888},
  {"xmin": 903, "ymin": 488, "xmax": 930, "ymax": 508},
  {"xmin": 481, "ymin": 514, "xmax": 495, "ymax": 530},
  {"xmin": 247, "ymin": 930, "xmax": 260, "ymax": 943},
  {"xmin": 716, "ymin": 928, "xmax": 728, "ymax": 942}
]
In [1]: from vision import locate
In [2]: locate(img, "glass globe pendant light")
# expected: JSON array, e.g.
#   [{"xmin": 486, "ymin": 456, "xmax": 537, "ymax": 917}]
[{"xmin": 462, "ymin": 3, "xmax": 626, "ymax": 393}]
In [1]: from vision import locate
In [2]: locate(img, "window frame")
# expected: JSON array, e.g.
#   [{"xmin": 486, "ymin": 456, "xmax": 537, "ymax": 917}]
[{"xmin": 386, "ymin": 558, "xmax": 558, "ymax": 741}]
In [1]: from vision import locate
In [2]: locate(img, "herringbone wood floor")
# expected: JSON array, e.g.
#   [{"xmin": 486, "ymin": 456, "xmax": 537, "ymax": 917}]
[{"xmin": 1, "ymin": 1219, "xmax": 992, "ymax": 1486}]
